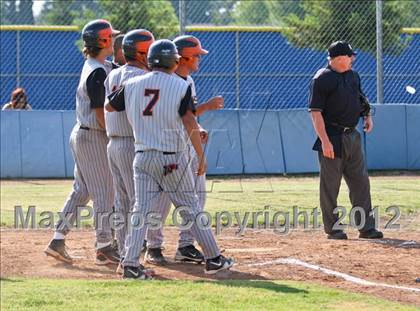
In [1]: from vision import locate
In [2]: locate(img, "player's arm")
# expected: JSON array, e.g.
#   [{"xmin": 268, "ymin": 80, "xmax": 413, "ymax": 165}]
[
  {"xmin": 105, "ymin": 86, "xmax": 126, "ymax": 112},
  {"xmin": 195, "ymin": 96, "xmax": 224, "ymax": 116},
  {"xmin": 87, "ymin": 68, "xmax": 107, "ymax": 129},
  {"xmin": 180, "ymin": 86, "xmax": 206, "ymax": 175},
  {"xmin": 308, "ymin": 78, "xmax": 334, "ymax": 159}
]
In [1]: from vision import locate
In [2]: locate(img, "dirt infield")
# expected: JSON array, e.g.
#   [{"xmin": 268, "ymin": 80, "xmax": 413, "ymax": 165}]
[{"xmin": 1, "ymin": 228, "xmax": 419, "ymax": 306}]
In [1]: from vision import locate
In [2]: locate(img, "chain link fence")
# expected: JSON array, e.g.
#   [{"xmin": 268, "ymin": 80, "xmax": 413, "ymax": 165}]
[{"xmin": 0, "ymin": 0, "xmax": 419, "ymax": 110}]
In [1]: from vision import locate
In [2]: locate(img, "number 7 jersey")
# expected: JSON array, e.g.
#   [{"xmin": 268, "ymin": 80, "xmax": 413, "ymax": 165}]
[{"xmin": 112, "ymin": 71, "xmax": 192, "ymax": 152}]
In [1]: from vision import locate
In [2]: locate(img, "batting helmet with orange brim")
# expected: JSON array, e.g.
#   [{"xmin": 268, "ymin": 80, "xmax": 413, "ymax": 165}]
[
  {"xmin": 173, "ymin": 35, "xmax": 208, "ymax": 58},
  {"xmin": 82, "ymin": 19, "xmax": 120, "ymax": 49},
  {"xmin": 122, "ymin": 29, "xmax": 155, "ymax": 60}
]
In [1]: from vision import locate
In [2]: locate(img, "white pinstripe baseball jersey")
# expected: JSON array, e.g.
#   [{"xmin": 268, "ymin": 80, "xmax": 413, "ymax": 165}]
[
  {"xmin": 117, "ymin": 71, "xmax": 191, "ymax": 152},
  {"xmin": 104, "ymin": 65, "xmax": 147, "ymax": 137},
  {"xmin": 75, "ymin": 58, "xmax": 107, "ymax": 130}
]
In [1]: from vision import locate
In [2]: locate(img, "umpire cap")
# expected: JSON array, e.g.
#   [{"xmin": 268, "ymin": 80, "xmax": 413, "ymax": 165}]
[
  {"xmin": 147, "ymin": 39, "xmax": 180, "ymax": 69},
  {"xmin": 123, "ymin": 29, "xmax": 155, "ymax": 60},
  {"xmin": 173, "ymin": 35, "xmax": 208, "ymax": 57},
  {"xmin": 82, "ymin": 19, "xmax": 120, "ymax": 49}
]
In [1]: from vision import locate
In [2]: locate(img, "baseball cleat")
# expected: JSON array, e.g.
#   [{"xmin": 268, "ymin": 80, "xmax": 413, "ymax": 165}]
[
  {"xmin": 205, "ymin": 255, "xmax": 234, "ymax": 275},
  {"xmin": 327, "ymin": 230, "xmax": 348, "ymax": 240},
  {"xmin": 175, "ymin": 245, "xmax": 204, "ymax": 263},
  {"xmin": 44, "ymin": 239, "xmax": 73, "ymax": 264},
  {"xmin": 95, "ymin": 244, "xmax": 121, "ymax": 265},
  {"xmin": 359, "ymin": 229, "xmax": 383, "ymax": 239},
  {"xmin": 145, "ymin": 248, "xmax": 167, "ymax": 265},
  {"xmin": 123, "ymin": 266, "xmax": 154, "ymax": 280}
]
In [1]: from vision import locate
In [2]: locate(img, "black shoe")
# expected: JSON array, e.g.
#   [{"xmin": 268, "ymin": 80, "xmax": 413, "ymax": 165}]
[
  {"xmin": 123, "ymin": 266, "xmax": 153, "ymax": 280},
  {"xmin": 359, "ymin": 229, "xmax": 383, "ymax": 239},
  {"xmin": 327, "ymin": 231, "xmax": 348, "ymax": 240},
  {"xmin": 205, "ymin": 255, "xmax": 234, "ymax": 275},
  {"xmin": 96, "ymin": 244, "xmax": 121, "ymax": 265},
  {"xmin": 111, "ymin": 239, "xmax": 119, "ymax": 252},
  {"xmin": 175, "ymin": 245, "xmax": 204, "ymax": 263},
  {"xmin": 145, "ymin": 248, "xmax": 167, "ymax": 265},
  {"xmin": 44, "ymin": 239, "xmax": 73, "ymax": 264},
  {"xmin": 141, "ymin": 240, "xmax": 147, "ymax": 254}
]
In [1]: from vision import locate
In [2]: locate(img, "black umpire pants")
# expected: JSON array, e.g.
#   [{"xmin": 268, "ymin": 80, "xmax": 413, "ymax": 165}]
[{"xmin": 318, "ymin": 130, "xmax": 376, "ymax": 234}]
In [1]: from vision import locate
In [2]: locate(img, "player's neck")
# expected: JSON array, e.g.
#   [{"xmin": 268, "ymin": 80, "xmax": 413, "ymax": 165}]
[
  {"xmin": 127, "ymin": 60, "xmax": 148, "ymax": 71},
  {"xmin": 153, "ymin": 67, "xmax": 173, "ymax": 75},
  {"xmin": 175, "ymin": 66, "xmax": 190, "ymax": 79}
]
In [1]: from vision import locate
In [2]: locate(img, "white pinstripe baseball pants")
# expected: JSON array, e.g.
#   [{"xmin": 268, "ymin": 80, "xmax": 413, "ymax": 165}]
[
  {"xmin": 146, "ymin": 146, "xmax": 206, "ymax": 249},
  {"xmin": 55, "ymin": 124, "xmax": 114, "ymax": 244},
  {"xmin": 123, "ymin": 150, "xmax": 220, "ymax": 267}
]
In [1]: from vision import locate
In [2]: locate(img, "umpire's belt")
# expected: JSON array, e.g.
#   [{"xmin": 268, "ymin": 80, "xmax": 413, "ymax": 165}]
[
  {"xmin": 136, "ymin": 150, "xmax": 176, "ymax": 155},
  {"xmin": 328, "ymin": 122, "xmax": 355, "ymax": 134}
]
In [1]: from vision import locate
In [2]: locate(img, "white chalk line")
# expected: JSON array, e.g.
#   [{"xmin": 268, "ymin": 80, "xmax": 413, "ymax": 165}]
[{"xmin": 247, "ymin": 257, "xmax": 420, "ymax": 293}]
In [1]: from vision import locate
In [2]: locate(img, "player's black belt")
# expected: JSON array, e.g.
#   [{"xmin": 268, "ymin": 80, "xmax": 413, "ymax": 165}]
[
  {"xmin": 136, "ymin": 150, "xmax": 176, "ymax": 155},
  {"xmin": 80, "ymin": 125, "xmax": 90, "ymax": 130}
]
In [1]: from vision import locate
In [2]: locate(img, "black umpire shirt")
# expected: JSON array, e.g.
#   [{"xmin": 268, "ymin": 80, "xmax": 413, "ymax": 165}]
[{"xmin": 308, "ymin": 65, "xmax": 364, "ymax": 129}]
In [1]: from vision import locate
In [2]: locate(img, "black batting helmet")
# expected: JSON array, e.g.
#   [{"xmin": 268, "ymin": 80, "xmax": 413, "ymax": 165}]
[
  {"xmin": 147, "ymin": 39, "xmax": 180, "ymax": 69},
  {"xmin": 123, "ymin": 29, "xmax": 155, "ymax": 60},
  {"xmin": 82, "ymin": 19, "xmax": 120, "ymax": 49}
]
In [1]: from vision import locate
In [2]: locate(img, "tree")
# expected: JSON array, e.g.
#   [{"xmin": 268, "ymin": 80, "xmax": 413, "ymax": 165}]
[
  {"xmin": 100, "ymin": 0, "xmax": 179, "ymax": 38},
  {"xmin": 282, "ymin": 0, "xmax": 412, "ymax": 55},
  {"xmin": 233, "ymin": 1, "xmax": 270, "ymax": 25},
  {"xmin": 230, "ymin": 0, "xmax": 304, "ymax": 27},
  {"xmin": 171, "ymin": 0, "xmax": 237, "ymax": 26},
  {"xmin": 0, "ymin": 1, "xmax": 17, "ymax": 24},
  {"xmin": 19, "ymin": 0, "xmax": 34, "ymax": 24},
  {"xmin": 0, "ymin": 0, "xmax": 34, "ymax": 24},
  {"xmin": 38, "ymin": 0, "xmax": 103, "ymax": 25}
]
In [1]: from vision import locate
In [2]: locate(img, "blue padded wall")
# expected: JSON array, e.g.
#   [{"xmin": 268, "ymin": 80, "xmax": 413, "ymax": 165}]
[
  {"xmin": 366, "ymin": 105, "xmax": 407, "ymax": 170},
  {"xmin": 19, "ymin": 111, "xmax": 66, "ymax": 177},
  {"xmin": 199, "ymin": 110, "xmax": 244, "ymax": 174},
  {"xmin": 278, "ymin": 109, "xmax": 319, "ymax": 173},
  {"xmin": 239, "ymin": 110, "xmax": 285, "ymax": 174},
  {"xmin": 1, "ymin": 111, "xmax": 22, "ymax": 178},
  {"xmin": 62, "ymin": 111, "xmax": 76, "ymax": 177},
  {"xmin": 406, "ymin": 105, "xmax": 420, "ymax": 169},
  {"xmin": 0, "ymin": 106, "xmax": 418, "ymax": 178}
]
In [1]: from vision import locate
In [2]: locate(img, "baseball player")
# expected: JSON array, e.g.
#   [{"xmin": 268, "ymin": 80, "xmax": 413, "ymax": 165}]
[
  {"xmin": 145, "ymin": 35, "xmax": 224, "ymax": 265},
  {"xmin": 105, "ymin": 39, "xmax": 234, "ymax": 279},
  {"xmin": 44, "ymin": 19, "xmax": 120, "ymax": 265},
  {"xmin": 104, "ymin": 29, "xmax": 158, "ymax": 262}
]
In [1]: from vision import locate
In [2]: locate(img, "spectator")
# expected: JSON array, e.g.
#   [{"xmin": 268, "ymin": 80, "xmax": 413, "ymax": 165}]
[{"xmin": 2, "ymin": 88, "xmax": 32, "ymax": 110}]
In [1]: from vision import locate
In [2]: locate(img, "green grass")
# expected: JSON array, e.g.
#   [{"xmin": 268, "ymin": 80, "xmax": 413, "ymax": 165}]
[
  {"xmin": 1, "ymin": 278, "xmax": 417, "ymax": 311},
  {"xmin": 1, "ymin": 176, "xmax": 419, "ymax": 229}
]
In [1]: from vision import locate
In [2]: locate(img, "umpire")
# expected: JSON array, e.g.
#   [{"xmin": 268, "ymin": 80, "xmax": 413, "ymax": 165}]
[{"xmin": 309, "ymin": 41, "xmax": 383, "ymax": 240}]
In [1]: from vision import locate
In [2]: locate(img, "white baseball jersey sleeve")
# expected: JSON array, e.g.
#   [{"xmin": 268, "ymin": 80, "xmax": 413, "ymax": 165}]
[{"xmin": 104, "ymin": 65, "xmax": 146, "ymax": 137}]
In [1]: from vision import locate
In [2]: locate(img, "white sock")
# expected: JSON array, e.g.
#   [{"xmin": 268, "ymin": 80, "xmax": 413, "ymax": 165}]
[
  {"xmin": 53, "ymin": 232, "xmax": 65, "ymax": 240},
  {"xmin": 96, "ymin": 241, "xmax": 111, "ymax": 249}
]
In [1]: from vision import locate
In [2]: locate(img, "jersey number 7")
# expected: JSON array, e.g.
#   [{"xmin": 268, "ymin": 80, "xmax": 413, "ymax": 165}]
[{"xmin": 143, "ymin": 89, "xmax": 160, "ymax": 116}]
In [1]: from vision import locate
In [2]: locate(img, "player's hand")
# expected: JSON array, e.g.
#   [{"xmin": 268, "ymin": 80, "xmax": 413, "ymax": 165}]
[
  {"xmin": 197, "ymin": 156, "xmax": 207, "ymax": 176},
  {"xmin": 206, "ymin": 96, "xmax": 224, "ymax": 111},
  {"xmin": 322, "ymin": 139, "xmax": 335, "ymax": 159},
  {"xmin": 364, "ymin": 115, "xmax": 373, "ymax": 133},
  {"xmin": 200, "ymin": 128, "xmax": 208, "ymax": 144}
]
